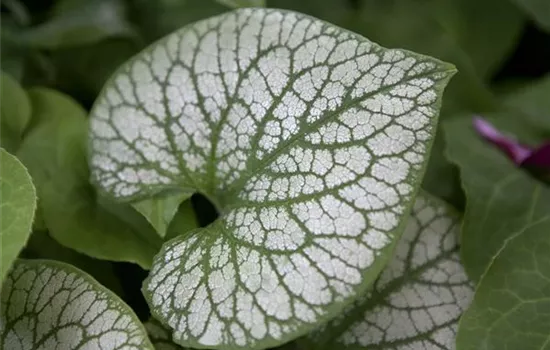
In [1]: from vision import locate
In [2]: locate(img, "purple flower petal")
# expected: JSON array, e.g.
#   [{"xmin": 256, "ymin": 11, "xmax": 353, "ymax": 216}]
[
  {"xmin": 472, "ymin": 117, "xmax": 532, "ymax": 165},
  {"xmin": 521, "ymin": 143, "xmax": 550, "ymax": 168}
]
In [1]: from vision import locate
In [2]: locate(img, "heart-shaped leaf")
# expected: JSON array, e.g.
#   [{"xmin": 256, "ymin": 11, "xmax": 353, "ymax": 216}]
[
  {"xmin": 0, "ymin": 259, "xmax": 154, "ymax": 349},
  {"xmin": 88, "ymin": 8, "xmax": 455, "ymax": 349},
  {"xmin": 0, "ymin": 148, "xmax": 36, "ymax": 282},
  {"xmin": 302, "ymin": 193, "xmax": 474, "ymax": 349}
]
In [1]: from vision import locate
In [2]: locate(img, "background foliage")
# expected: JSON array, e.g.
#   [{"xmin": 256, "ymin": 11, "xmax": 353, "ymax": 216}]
[{"xmin": 1, "ymin": 0, "xmax": 550, "ymax": 349}]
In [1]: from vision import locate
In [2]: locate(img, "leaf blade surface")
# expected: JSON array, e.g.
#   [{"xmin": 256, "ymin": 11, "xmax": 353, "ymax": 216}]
[
  {"xmin": 89, "ymin": 8, "xmax": 455, "ymax": 349},
  {"xmin": 0, "ymin": 149, "xmax": 36, "ymax": 282},
  {"xmin": 303, "ymin": 193, "xmax": 474, "ymax": 349},
  {"xmin": 0, "ymin": 259, "xmax": 154, "ymax": 349}
]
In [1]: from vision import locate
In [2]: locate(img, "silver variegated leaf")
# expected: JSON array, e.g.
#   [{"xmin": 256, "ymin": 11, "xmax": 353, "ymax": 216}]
[
  {"xmin": 0, "ymin": 259, "xmax": 154, "ymax": 349},
  {"xmin": 88, "ymin": 8, "xmax": 455, "ymax": 349},
  {"xmin": 304, "ymin": 193, "xmax": 474, "ymax": 349}
]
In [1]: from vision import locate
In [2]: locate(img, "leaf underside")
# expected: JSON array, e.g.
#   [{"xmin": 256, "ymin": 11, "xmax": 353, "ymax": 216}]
[
  {"xmin": 0, "ymin": 259, "xmax": 154, "ymax": 350},
  {"xmin": 304, "ymin": 193, "xmax": 474, "ymax": 350},
  {"xmin": 88, "ymin": 8, "xmax": 454, "ymax": 349}
]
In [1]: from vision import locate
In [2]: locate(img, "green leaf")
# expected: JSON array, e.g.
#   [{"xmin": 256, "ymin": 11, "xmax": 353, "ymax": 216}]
[
  {"xmin": 302, "ymin": 193, "xmax": 474, "ymax": 349},
  {"xmin": 133, "ymin": 192, "xmax": 192, "ymax": 238},
  {"xmin": 445, "ymin": 116, "xmax": 550, "ymax": 282},
  {"xmin": 456, "ymin": 221, "xmax": 550, "ymax": 350},
  {"xmin": 16, "ymin": 0, "xmax": 136, "ymax": 49},
  {"xmin": 217, "ymin": 0, "xmax": 266, "ymax": 8},
  {"xmin": 0, "ymin": 149, "xmax": 36, "ymax": 283},
  {"xmin": 17, "ymin": 89, "xmax": 161, "ymax": 269},
  {"xmin": 165, "ymin": 199, "xmax": 199, "ymax": 241},
  {"xmin": 145, "ymin": 318, "xmax": 188, "ymax": 350},
  {"xmin": 510, "ymin": 0, "xmax": 550, "ymax": 32},
  {"xmin": 26, "ymin": 87, "xmax": 84, "ymax": 131},
  {"xmin": 0, "ymin": 259, "xmax": 154, "ymax": 349},
  {"xmin": 0, "ymin": 71, "xmax": 32, "ymax": 152},
  {"xmin": 89, "ymin": 8, "xmax": 454, "ymax": 349}
]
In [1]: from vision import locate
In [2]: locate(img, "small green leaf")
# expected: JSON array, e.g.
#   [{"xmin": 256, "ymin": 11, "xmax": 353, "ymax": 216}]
[
  {"xmin": 0, "ymin": 149, "xmax": 36, "ymax": 282},
  {"xmin": 145, "ymin": 318, "xmax": 188, "ymax": 350},
  {"xmin": 510, "ymin": 0, "xmax": 550, "ymax": 32},
  {"xmin": 17, "ymin": 89, "xmax": 161, "ymax": 269},
  {"xmin": 165, "ymin": 198, "xmax": 199, "ymax": 241},
  {"xmin": 456, "ymin": 222, "xmax": 550, "ymax": 350},
  {"xmin": 133, "ymin": 192, "xmax": 192, "ymax": 238},
  {"xmin": 16, "ymin": 0, "xmax": 136, "ymax": 49},
  {"xmin": 0, "ymin": 71, "xmax": 31, "ymax": 152},
  {"xmin": 217, "ymin": 0, "xmax": 266, "ymax": 8},
  {"xmin": 445, "ymin": 116, "xmax": 550, "ymax": 282},
  {"xmin": 0, "ymin": 259, "xmax": 154, "ymax": 349},
  {"xmin": 89, "ymin": 8, "xmax": 454, "ymax": 349},
  {"xmin": 302, "ymin": 193, "xmax": 474, "ymax": 349}
]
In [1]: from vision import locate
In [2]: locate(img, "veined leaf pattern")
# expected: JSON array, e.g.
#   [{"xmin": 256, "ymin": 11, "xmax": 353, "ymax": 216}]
[
  {"xmin": 305, "ymin": 194, "xmax": 473, "ymax": 349},
  {"xmin": 0, "ymin": 259, "xmax": 154, "ymax": 349},
  {"xmin": 89, "ymin": 8, "xmax": 454, "ymax": 349}
]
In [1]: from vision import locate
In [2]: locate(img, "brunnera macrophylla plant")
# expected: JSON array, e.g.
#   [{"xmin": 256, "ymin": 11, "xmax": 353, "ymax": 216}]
[
  {"xmin": 0, "ymin": 260, "xmax": 154, "ymax": 349},
  {"xmin": 86, "ymin": 7, "xmax": 460, "ymax": 349}
]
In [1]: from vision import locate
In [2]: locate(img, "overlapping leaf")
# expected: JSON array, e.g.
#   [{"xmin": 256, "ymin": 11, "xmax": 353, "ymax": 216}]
[
  {"xmin": 303, "ymin": 193, "xmax": 473, "ymax": 349},
  {"xmin": 446, "ymin": 72, "xmax": 550, "ymax": 350},
  {"xmin": 0, "ymin": 259, "xmax": 154, "ymax": 349},
  {"xmin": 445, "ymin": 116, "xmax": 550, "ymax": 281},
  {"xmin": 88, "ymin": 8, "xmax": 455, "ymax": 349},
  {"xmin": 17, "ymin": 88, "xmax": 161, "ymax": 269},
  {"xmin": 456, "ymin": 222, "xmax": 550, "ymax": 350},
  {"xmin": 0, "ymin": 149, "xmax": 36, "ymax": 282},
  {"xmin": 133, "ymin": 192, "xmax": 192, "ymax": 238}
]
